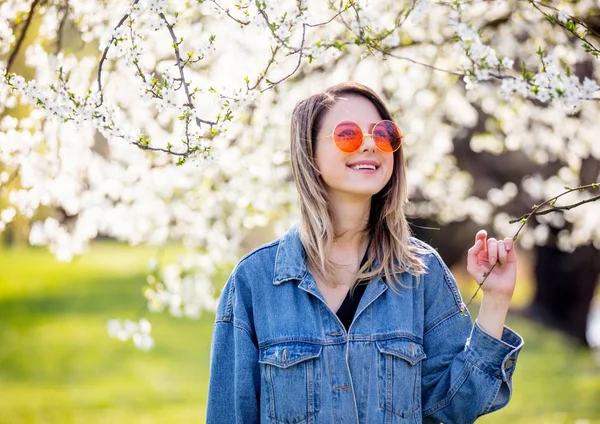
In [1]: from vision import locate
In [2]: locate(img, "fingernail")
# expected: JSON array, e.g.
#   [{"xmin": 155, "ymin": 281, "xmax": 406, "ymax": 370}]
[{"xmin": 506, "ymin": 240, "xmax": 513, "ymax": 250}]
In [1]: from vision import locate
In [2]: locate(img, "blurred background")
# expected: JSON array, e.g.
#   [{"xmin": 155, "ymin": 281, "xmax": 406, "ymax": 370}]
[
  {"xmin": 1, "ymin": 236, "xmax": 599, "ymax": 423},
  {"xmin": 2, "ymin": 0, "xmax": 600, "ymax": 423}
]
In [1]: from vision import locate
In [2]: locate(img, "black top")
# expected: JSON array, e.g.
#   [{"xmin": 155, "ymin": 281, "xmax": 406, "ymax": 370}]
[{"xmin": 335, "ymin": 245, "xmax": 370, "ymax": 331}]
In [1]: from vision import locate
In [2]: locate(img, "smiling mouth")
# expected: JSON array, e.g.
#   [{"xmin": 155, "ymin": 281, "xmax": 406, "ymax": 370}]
[{"xmin": 348, "ymin": 164, "xmax": 378, "ymax": 171}]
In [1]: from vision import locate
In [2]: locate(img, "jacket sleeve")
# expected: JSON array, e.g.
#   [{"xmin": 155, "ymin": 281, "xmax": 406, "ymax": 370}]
[
  {"xmin": 420, "ymin": 249, "xmax": 524, "ymax": 424},
  {"xmin": 206, "ymin": 272, "xmax": 260, "ymax": 424}
]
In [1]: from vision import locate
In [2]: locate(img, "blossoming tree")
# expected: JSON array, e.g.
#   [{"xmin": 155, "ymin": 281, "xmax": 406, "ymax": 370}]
[{"xmin": 1, "ymin": 0, "xmax": 599, "ymax": 349}]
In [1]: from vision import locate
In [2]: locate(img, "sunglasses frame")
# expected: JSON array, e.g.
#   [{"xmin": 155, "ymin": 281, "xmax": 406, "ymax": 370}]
[{"xmin": 322, "ymin": 119, "xmax": 403, "ymax": 153}]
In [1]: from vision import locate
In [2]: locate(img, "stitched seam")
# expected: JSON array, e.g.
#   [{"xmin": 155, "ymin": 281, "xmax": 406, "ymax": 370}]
[
  {"xmin": 413, "ymin": 239, "xmax": 464, "ymax": 310},
  {"xmin": 423, "ymin": 307, "xmax": 462, "ymax": 336},
  {"xmin": 213, "ymin": 319, "xmax": 255, "ymax": 341},
  {"xmin": 273, "ymin": 236, "xmax": 283, "ymax": 281},
  {"xmin": 237, "ymin": 239, "xmax": 280, "ymax": 268},
  {"xmin": 258, "ymin": 333, "xmax": 423, "ymax": 348},
  {"xmin": 223, "ymin": 273, "xmax": 236, "ymax": 322}
]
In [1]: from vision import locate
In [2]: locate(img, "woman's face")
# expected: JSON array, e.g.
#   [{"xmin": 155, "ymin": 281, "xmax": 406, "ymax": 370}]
[{"xmin": 314, "ymin": 94, "xmax": 395, "ymax": 199}]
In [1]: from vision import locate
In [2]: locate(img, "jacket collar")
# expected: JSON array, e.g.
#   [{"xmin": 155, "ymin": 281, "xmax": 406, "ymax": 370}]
[
  {"xmin": 272, "ymin": 223, "xmax": 386, "ymax": 285},
  {"xmin": 273, "ymin": 223, "xmax": 308, "ymax": 285}
]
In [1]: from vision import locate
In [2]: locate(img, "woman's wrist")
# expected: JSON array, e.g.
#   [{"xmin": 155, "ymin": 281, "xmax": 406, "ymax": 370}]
[{"xmin": 476, "ymin": 294, "xmax": 511, "ymax": 339}]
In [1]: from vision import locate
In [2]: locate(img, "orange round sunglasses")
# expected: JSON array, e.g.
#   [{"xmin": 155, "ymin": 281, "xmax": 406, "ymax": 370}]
[{"xmin": 322, "ymin": 120, "xmax": 403, "ymax": 153}]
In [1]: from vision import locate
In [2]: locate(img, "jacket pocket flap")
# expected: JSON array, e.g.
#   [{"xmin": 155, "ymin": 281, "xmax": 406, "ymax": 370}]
[
  {"xmin": 376, "ymin": 339, "xmax": 426, "ymax": 365},
  {"xmin": 259, "ymin": 342, "xmax": 322, "ymax": 369}
]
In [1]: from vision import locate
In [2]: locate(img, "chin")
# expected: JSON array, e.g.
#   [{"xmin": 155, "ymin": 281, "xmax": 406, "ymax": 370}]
[{"xmin": 343, "ymin": 185, "xmax": 384, "ymax": 198}]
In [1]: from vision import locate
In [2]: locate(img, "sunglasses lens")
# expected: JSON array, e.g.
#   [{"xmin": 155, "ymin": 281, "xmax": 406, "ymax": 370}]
[
  {"xmin": 333, "ymin": 121, "xmax": 363, "ymax": 153},
  {"xmin": 373, "ymin": 121, "xmax": 402, "ymax": 152}
]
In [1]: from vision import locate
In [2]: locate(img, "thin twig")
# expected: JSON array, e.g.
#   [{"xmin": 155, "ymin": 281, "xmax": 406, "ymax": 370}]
[
  {"xmin": 305, "ymin": 2, "xmax": 356, "ymax": 28},
  {"xmin": 6, "ymin": 0, "xmax": 40, "ymax": 72},
  {"xmin": 96, "ymin": 0, "xmax": 141, "ymax": 107},
  {"xmin": 529, "ymin": 0, "xmax": 600, "ymax": 56},
  {"xmin": 55, "ymin": 0, "xmax": 70, "ymax": 54},
  {"xmin": 463, "ymin": 182, "xmax": 600, "ymax": 310},
  {"xmin": 209, "ymin": 0, "xmax": 251, "ymax": 26},
  {"xmin": 259, "ymin": 24, "xmax": 307, "ymax": 92},
  {"xmin": 509, "ymin": 187, "xmax": 600, "ymax": 224},
  {"xmin": 159, "ymin": 12, "xmax": 216, "ymax": 127},
  {"xmin": 384, "ymin": 51, "xmax": 466, "ymax": 76},
  {"xmin": 0, "ymin": 167, "xmax": 20, "ymax": 194},
  {"xmin": 131, "ymin": 141, "xmax": 188, "ymax": 156}
]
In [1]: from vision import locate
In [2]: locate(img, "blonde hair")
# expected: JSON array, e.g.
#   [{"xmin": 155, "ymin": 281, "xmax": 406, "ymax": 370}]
[{"xmin": 289, "ymin": 82, "xmax": 427, "ymax": 291}]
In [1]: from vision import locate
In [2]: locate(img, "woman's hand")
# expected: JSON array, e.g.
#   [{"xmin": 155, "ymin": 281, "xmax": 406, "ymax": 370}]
[{"xmin": 467, "ymin": 230, "xmax": 517, "ymax": 303}]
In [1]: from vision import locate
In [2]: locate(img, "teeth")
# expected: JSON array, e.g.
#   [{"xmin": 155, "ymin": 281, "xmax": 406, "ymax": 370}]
[{"xmin": 350, "ymin": 164, "xmax": 376, "ymax": 170}]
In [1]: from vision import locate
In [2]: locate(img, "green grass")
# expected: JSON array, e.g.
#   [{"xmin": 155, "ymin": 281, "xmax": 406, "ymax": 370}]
[
  {"xmin": 0, "ymin": 242, "xmax": 212, "ymax": 424},
  {"xmin": 0, "ymin": 243, "xmax": 599, "ymax": 423}
]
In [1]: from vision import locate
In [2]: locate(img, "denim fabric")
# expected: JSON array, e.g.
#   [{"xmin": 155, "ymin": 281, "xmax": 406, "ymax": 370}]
[{"xmin": 207, "ymin": 224, "xmax": 524, "ymax": 424}]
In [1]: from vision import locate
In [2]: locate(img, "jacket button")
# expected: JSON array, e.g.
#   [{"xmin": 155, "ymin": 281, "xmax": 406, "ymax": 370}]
[{"xmin": 504, "ymin": 358, "xmax": 516, "ymax": 369}]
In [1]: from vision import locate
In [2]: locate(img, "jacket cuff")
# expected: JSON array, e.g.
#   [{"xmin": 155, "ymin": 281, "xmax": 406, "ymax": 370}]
[{"xmin": 464, "ymin": 319, "xmax": 524, "ymax": 382}]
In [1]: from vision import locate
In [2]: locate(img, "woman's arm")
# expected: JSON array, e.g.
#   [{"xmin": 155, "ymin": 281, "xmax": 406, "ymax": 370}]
[
  {"xmin": 206, "ymin": 273, "xmax": 260, "ymax": 424},
  {"xmin": 419, "ymin": 234, "xmax": 524, "ymax": 423}
]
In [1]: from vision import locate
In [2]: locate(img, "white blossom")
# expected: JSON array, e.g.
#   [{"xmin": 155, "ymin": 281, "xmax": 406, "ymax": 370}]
[{"xmin": 557, "ymin": 9, "xmax": 570, "ymax": 24}]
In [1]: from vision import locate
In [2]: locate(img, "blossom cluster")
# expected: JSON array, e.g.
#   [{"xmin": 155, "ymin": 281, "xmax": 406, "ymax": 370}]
[
  {"xmin": 144, "ymin": 254, "xmax": 218, "ymax": 319},
  {"xmin": 450, "ymin": 3, "xmax": 599, "ymax": 111},
  {"xmin": 107, "ymin": 318, "xmax": 155, "ymax": 351}
]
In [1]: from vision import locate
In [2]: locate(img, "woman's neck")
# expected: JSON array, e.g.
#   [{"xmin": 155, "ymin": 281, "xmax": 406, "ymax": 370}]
[{"xmin": 329, "ymin": 193, "xmax": 371, "ymax": 253}]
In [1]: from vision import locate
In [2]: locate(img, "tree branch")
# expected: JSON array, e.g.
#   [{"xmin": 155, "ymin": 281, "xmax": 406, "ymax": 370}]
[
  {"xmin": 208, "ymin": 0, "xmax": 251, "ymax": 26},
  {"xmin": 0, "ymin": 167, "xmax": 21, "ymax": 195},
  {"xmin": 96, "ymin": 0, "xmax": 141, "ymax": 107},
  {"xmin": 158, "ymin": 12, "xmax": 216, "ymax": 128},
  {"xmin": 463, "ymin": 182, "xmax": 600, "ymax": 310},
  {"xmin": 6, "ymin": 0, "xmax": 40, "ymax": 72}
]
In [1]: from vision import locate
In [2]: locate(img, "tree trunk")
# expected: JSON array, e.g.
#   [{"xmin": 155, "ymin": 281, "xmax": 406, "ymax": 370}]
[{"xmin": 527, "ymin": 242, "xmax": 600, "ymax": 346}]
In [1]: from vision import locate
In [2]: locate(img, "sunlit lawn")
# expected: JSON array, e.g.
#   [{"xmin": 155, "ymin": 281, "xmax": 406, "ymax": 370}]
[{"xmin": 0, "ymin": 242, "xmax": 599, "ymax": 423}]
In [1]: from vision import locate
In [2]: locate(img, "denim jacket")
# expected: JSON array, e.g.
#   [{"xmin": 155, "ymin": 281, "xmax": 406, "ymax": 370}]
[{"xmin": 207, "ymin": 224, "xmax": 524, "ymax": 424}]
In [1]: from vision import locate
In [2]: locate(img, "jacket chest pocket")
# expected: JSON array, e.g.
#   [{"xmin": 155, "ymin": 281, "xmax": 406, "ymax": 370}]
[
  {"xmin": 259, "ymin": 342, "xmax": 322, "ymax": 424},
  {"xmin": 376, "ymin": 338, "xmax": 426, "ymax": 421}
]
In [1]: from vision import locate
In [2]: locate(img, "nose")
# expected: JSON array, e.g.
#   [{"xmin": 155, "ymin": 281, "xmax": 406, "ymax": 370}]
[{"xmin": 360, "ymin": 132, "xmax": 377, "ymax": 152}]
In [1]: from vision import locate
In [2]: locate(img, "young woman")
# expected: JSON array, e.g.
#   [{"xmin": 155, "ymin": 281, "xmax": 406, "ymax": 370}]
[{"xmin": 207, "ymin": 82, "xmax": 524, "ymax": 423}]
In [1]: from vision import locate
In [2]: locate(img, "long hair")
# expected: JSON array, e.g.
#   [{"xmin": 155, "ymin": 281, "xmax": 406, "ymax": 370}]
[{"xmin": 289, "ymin": 81, "xmax": 427, "ymax": 291}]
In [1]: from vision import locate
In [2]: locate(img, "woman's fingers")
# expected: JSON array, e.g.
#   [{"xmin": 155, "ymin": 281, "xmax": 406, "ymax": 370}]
[
  {"xmin": 469, "ymin": 231, "xmax": 518, "ymax": 279},
  {"xmin": 505, "ymin": 236, "xmax": 517, "ymax": 263},
  {"xmin": 487, "ymin": 238, "xmax": 497, "ymax": 265},
  {"xmin": 467, "ymin": 239, "xmax": 484, "ymax": 274},
  {"xmin": 475, "ymin": 230, "xmax": 487, "ymax": 251},
  {"xmin": 497, "ymin": 240, "xmax": 507, "ymax": 265}
]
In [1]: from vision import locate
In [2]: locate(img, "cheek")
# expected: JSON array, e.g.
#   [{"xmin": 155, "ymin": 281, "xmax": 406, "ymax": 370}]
[
  {"xmin": 383, "ymin": 155, "xmax": 394, "ymax": 180},
  {"xmin": 315, "ymin": 140, "xmax": 345, "ymax": 176}
]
